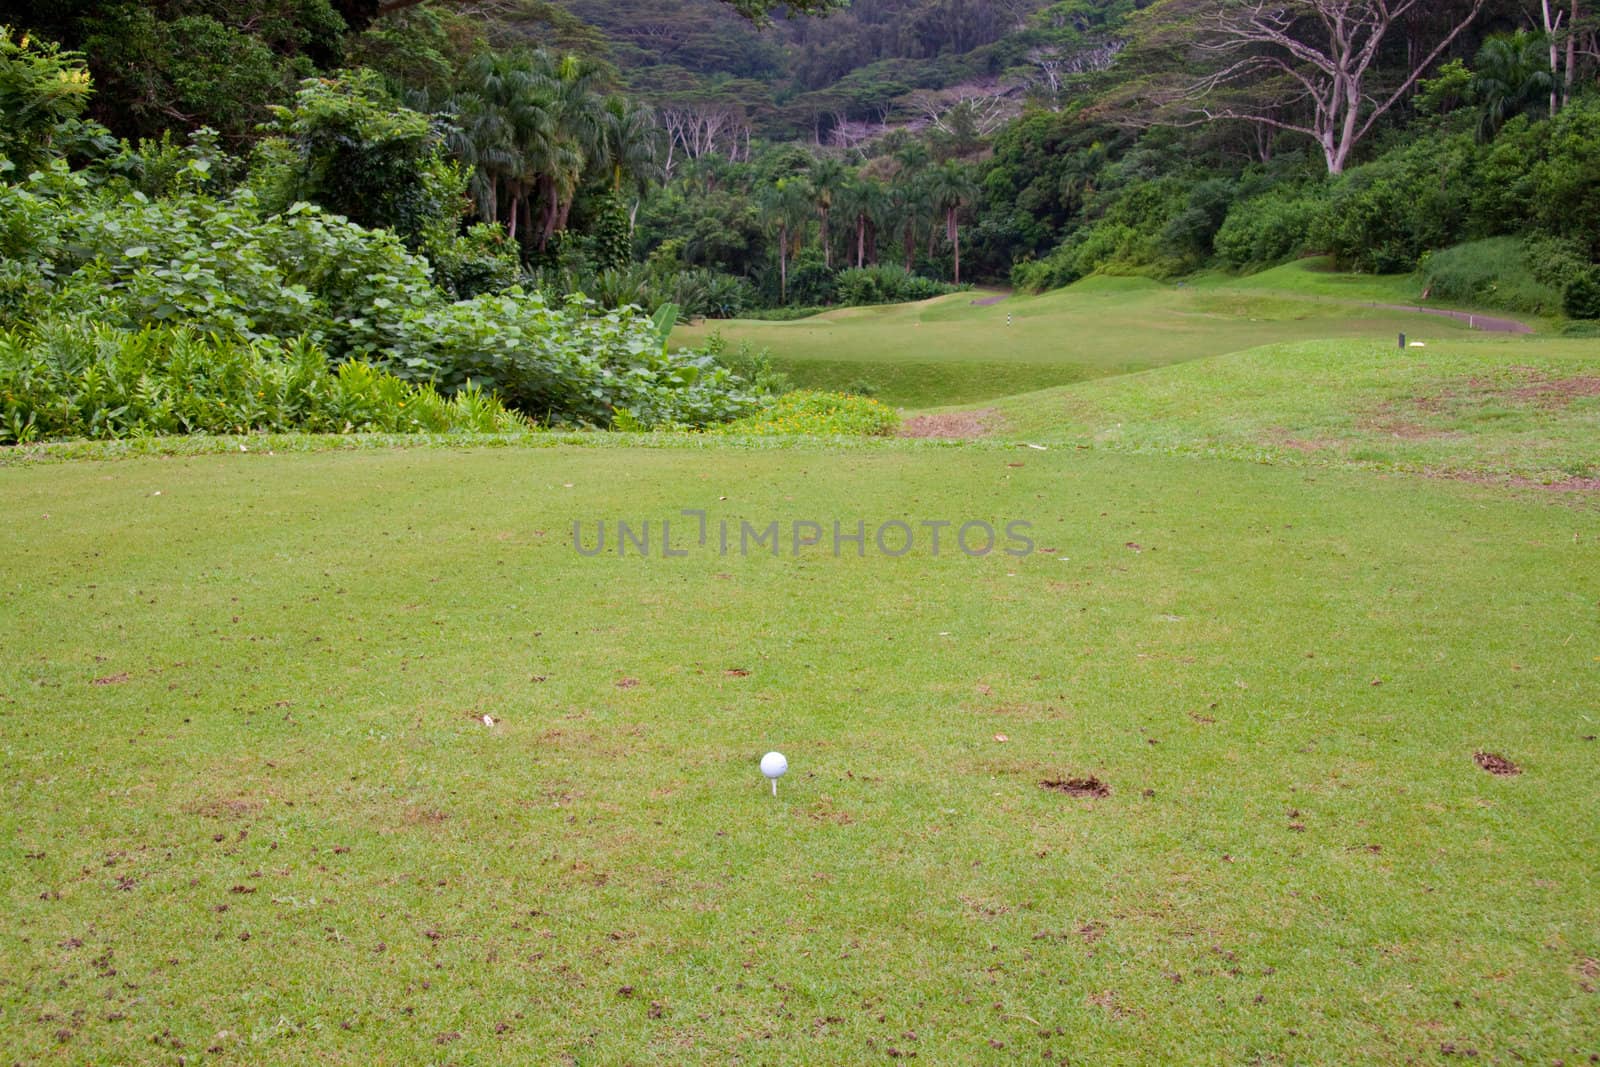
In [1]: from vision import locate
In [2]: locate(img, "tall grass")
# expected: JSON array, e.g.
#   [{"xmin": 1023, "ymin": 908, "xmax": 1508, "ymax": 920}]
[{"xmin": 1419, "ymin": 237, "xmax": 1572, "ymax": 316}]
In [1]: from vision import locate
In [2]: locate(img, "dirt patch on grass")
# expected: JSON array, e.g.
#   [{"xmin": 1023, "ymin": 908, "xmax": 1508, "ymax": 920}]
[
  {"xmin": 1444, "ymin": 472, "xmax": 1600, "ymax": 493},
  {"xmin": 1275, "ymin": 435, "xmax": 1342, "ymax": 452},
  {"xmin": 1377, "ymin": 369, "xmax": 1600, "ymax": 425},
  {"xmin": 1041, "ymin": 776, "xmax": 1110, "ymax": 799},
  {"xmin": 1474, "ymin": 751, "xmax": 1521, "ymax": 777},
  {"xmin": 1508, "ymin": 375, "xmax": 1600, "ymax": 405},
  {"xmin": 183, "ymin": 797, "xmax": 264, "ymax": 819},
  {"xmin": 1523, "ymin": 476, "xmax": 1600, "ymax": 492},
  {"xmin": 91, "ymin": 672, "xmax": 131, "ymax": 686},
  {"xmin": 899, "ymin": 408, "xmax": 999, "ymax": 440},
  {"xmin": 1365, "ymin": 418, "xmax": 1458, "ymax": 441}
]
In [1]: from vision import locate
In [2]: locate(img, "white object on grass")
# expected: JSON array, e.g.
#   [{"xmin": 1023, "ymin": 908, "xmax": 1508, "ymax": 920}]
[{"xmin": 760, "ymin": 751, "xmax": 788, "ymax": 796}]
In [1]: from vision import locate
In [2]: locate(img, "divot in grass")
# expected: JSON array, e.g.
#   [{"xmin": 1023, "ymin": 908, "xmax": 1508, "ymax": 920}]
[
  {"xmin": 1040, "ymin": 777, "xmax": 1110, "ymax": 799},
  {"xmin": 1474, "ymin": 751, "xmax": 1522, "ymax": 776}
]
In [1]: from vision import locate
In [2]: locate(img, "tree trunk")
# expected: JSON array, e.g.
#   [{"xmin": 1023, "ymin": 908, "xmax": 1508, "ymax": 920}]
[
  {"xmin": 1566, "ymin": 0, "xmax": 1579, "ymax": 101},
  {"xmin": 1546, "ymin": 0, "xmax": 1564, "ymax": 113},
  {"xmin": 538, "ymin": 181, "xmax": 560, "ymax": 250},
  {"xmin": 947, "ymin": 207, "xmax": 961, "ymax": 285},
  {"xmin": 1329, "ymin": 74, "xmax": 1362, "ymax": 175},
  {"xmin": 904, "ymin": 222, "xmax": 916, "ymax": 272},
  {"xmin": 507, "ymin": 188, "xmax": 521, "ymax": 241},
  {"xmin": 779, "ymin": 225, "xmax": 789, "ymax": 303},
  {"xmin": 857, "ymin": 214, "xmax": 866, "ymax": 269},
  {"xmin": 820, "ymin": 207, "xmax": 831, "ymax": 269}
]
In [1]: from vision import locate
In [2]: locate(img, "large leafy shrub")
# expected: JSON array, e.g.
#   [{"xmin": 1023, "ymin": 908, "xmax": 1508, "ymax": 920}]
[
  {"xmin": 1315, "ymin": 132, "xmax": 1477, "ymax": 273},
  {"xmin": 0, "ymin": 27, "xmax": 95, "ymax": 173},
  {"xmin": 258, "ymin": 71, "xmax": 462, "ymax": 250},
  {"xmin": 835, "ymin": 265, "xmax": 958, "ymax": 306},
  {"xmin": 1565, "ymin": 269, "xmax": 1600, "ymax": 320},
  {"xmin": 1214, "ymin": 189, "xmax": 1328, "ymax": 269},
  {"xmin": 1, "ymin": 170, "xmax": 757, "ymax": 428},
  {"xmin": 389, "ymin": 292, "xmax": 760, "ymax": 427},
  {"xmin": 0, "ymin": 319, "xmax": 529, "ymax": 444}
]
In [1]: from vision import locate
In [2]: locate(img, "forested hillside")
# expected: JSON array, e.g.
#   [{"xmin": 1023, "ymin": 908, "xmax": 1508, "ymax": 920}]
[
  {"xmin": 3, "ymin": 0, "xmax": 1597, "ymax": 444},
  {"xmin": 501, "ymin": 0, "xmax": 1134, "ymax": 143}
]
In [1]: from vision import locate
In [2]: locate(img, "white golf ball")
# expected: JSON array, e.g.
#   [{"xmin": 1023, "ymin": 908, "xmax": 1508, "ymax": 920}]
[{"xmin": 760, "ymin": 751, "xmax": 788, "ymax": 780}]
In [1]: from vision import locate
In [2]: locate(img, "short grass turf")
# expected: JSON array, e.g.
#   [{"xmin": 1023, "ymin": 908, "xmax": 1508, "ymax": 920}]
[
  {"xmin": 673, "ymin": 261, "xmax": 1503, "ymax": 408},
  {"xmin": 993, "ymin": 335, "xmax": 1600, "ymax": 483},
  {"xmin": 3, "ymin": 445, "xmax": 1599, "ymax": 1064}
]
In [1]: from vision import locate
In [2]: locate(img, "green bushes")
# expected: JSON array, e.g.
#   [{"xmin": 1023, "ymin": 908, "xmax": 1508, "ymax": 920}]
[
  {"xmin": 1, "ymin": 170, "xmax": 763, "ymax": 429},
  {"xmin": 835, "ymin": 265, "xmax": 959, "ymax": 306},
  {"xmin": 710, "ymin": 390, "xmax": 901, "ymax": 437},
  {"xmin": 547, "ymin": 262, "xmax": 755, "ymax": 320},
  {"xmin": 1315, "ymin": 133, "xmax": 1476, "ymax": 274},
  {"xmin": 0, "ymin": 320, "xmax": 530, "ymax": 444},
  {"xmin": 394, "ymin": 292, "xmax": 760, "ymax": 427},
  {"xmin": 257, "ymin": 71, "xmax": 463, "ymax": 250},
  {"xmin": 1214, "ymin": 189, "xmax": 1328, "ymax": 269},
  {"xmin": 0, "ymin": 28, "xmax": 95, "ymax": 174},
  {"xmin": 1564, "ymin": 269, "xmax": 1600, "ymax": 320}
]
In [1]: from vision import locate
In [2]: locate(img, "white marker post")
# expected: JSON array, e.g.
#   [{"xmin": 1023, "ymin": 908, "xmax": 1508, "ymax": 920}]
[{"xmin": 760, "ymin": 751, "xmax": 788, "ymax": 796}]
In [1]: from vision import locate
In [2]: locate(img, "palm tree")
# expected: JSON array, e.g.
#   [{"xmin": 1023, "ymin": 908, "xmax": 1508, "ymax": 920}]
[
  {"xmin": 893, "ymin": 140, "xmax": 931, "ymax": 176},
  {"xmin": 761, "ymin": 177, "xmax": 814, "ymax": 303},
  {"xmin": 534, "ymin": 53, "xmax": 605, "ymax": 249},
  {"xmin": 1469, "ymin": 32, "xmax": 1556, "ymax": 141},
  {"xmin": 807, "ymin": 157, "xmax": 849, "ymax": 269},
  {"xmin": 889, "ymin": 178, "xmax": 931, "ymax": 273},
  {"xmin": 836, "ymin": 178, "xmax": 890, "ymax": 269},
  {"xmin": 453, "ymin": 51, "xmax": 554, "ymax": 242},
  {"xmin": 888, "ymin": 142, "xmax": 935, "ymax": 272},
  {"xmin": 444, "ymin": 50, "xmax": 609, "ymax": 252},
  {"xmin": 598, "ymin": 96, "xmax": 661, "ymax": 196},
  {"xmin": 924, "ymin": 161, "xmax": 978, "ymax": 285}
]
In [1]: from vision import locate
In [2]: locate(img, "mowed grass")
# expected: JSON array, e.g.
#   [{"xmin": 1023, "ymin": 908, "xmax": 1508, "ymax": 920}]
[
  {"xmin": 673, "ymin": 261, "xmax": 1490, "ymax": 408},
  {"xmin": 3, "ymin": 443, "xmax": 1599, "ymax": 1063}
]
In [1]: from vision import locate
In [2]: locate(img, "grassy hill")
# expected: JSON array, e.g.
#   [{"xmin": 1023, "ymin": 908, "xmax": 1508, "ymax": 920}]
[{"xmin": 674, "ymin": 261, "xmax": 1531, "ymax": 407}]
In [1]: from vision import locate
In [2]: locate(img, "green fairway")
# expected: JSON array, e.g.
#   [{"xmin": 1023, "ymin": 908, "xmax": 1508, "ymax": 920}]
[
  {"xmin": 3, "ymin": 439, "xmax": 1598, "ymax": 1064},
  {"xmin": 5, "ymin": 263, "xmax": 1598, "ymax": 1064},
  {"xmin": 674, "ymin": 262, "xmax": 1508, "ymax": 408}
]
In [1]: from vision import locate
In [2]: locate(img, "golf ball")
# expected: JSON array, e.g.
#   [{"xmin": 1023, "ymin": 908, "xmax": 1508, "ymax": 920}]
[{"xmin": 760, "ymin": 751, "xmax": 788, "ymax": 779}]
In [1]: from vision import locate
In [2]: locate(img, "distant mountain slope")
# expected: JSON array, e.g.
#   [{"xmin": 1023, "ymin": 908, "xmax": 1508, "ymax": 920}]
[{"xmin": 493, "ymin": 0, "xmax": 1133, "ymax": 140}]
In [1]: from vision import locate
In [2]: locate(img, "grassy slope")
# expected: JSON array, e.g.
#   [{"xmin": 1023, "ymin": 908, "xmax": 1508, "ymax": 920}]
[
  {"xmin": 2, "ymin": 443, "xmax": 1598, "ymax": 1064},
  {"xmin": 995, "ymin": 335, "xmax": 1600, "ymax": 482},
  {"xmin": 674, "ymin": 262, "xmax": 1492, "ymax": 408}
]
